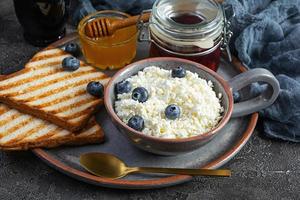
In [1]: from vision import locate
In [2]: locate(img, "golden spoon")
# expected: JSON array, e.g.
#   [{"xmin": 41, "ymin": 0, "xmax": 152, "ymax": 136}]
[{"xmin": 80, "ymin": 152, "xmax": 231, "ymax": 179}]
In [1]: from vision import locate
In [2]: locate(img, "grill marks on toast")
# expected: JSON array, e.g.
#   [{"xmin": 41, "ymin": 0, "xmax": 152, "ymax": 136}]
[
  {"xmin": 0, "ymin": 55, "xmax": 71, "ymax": 87},
  {"xmin": 3, "ymin": 123, "xmax": 46, "ymax": 146},
  {"xmin": 0, "ymin": 104, "xmax": 104, "ymax": 150},
  {"xmin": 5, "ymin": 117, "xmax": 34, "ymax": 136},
  {"xmin": 0, "ymin": 67, "xmax": 63, "ymax": 90},
  {"xmin": 12, "ymin": 72, "xmax": 107, "ymax": 101},
  {"xmin": 43, "ymin": 96, "xmax": 96, "ymax": 113},
  {"xmin": 0, "ymin": 115, "xmax": 30, "ymax": 136},
  {"xmin": 30, "ymin": 48, "xmax": 68, "ymax": 61},
  {"xmin": 25, "ymin": 127, "xmax": 59, "ymax": 142},
  {"xmin": 27, "ymin": 55, "xmax": 70, "ymax": 69},
  {"xmin": 28, "ymin": 79, "xmax": 108, "ymax": 106},
  {"xmin": 0, "ymin": 113, "xmax": 20, "ymax": 127},
  {"xmin": 0, "ymin": 110, "xmax": 20, "ymax": 125},
  {"xmin": 4, "ymin": 67, "xmax": 101, "ymax": 99},
  {"xmin": 57, "ymin": 100, "xmax": 100, "ymax": 119},
  {"xmin": 29, "ymin": 89, "xmax": 87, "ymax": 108},
  {"xmin": 1, "ymin": 67, "xmax": 95, "ymax": 96},
  {"xmin": 0, "ymin": 48, "xmax": 110, "ymax": 131}
]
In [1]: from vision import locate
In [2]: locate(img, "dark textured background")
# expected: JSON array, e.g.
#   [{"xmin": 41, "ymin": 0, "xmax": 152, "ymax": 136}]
[{"xmin": 0, "ymin": 1, "xmax": 299, "ymax": 199}]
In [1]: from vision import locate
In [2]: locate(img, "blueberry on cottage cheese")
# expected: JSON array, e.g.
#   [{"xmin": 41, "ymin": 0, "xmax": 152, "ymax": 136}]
[
  {"xmin": 65, "ymin": 42, "xmax": 80, "ymax": 57},
  {"xmin": 132, "ymin": 87, "xmax": 148, "ymax": 103},
  {"xmin": 165, "ymin": 104, "xmax": 181, "ymax": 120},
  {"xmin": 115, "ymin": 80, "xmax": 132, "ymax": 94},
  {"xmin": 171, "ymin": 66, "xmax": 186, "ymax": 78},
  {"xmin": 87, "ymin": 81, "xmax": 104, "ymax": 97},
  {"xmin": 127, "ymin": 115, "xmax": 144, "ymax": 131},
  {"xmin": 62, "ymin": 56, "xmax": 80, "ymax": 71}
]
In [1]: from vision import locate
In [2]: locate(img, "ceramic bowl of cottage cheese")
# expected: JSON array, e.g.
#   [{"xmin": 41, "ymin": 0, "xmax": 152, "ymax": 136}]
[{"xmin": 104, "ymin": 57, "xmax": 279, "ymax": 155}]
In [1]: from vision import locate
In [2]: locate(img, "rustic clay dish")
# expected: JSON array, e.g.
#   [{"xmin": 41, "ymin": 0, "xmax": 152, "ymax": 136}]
[{"xmin": 104, "ymin": 57, "xmax": 280, "ymax": 155}]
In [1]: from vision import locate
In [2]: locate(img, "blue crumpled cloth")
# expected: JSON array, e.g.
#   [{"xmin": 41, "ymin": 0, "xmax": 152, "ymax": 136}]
[
  {"xmin": 224, "ymin": 0, "xmax": 300, "ymax": 142},
  {"xmin": 71, "ymin": 0, "xmax": 155, "ymax": 25}
]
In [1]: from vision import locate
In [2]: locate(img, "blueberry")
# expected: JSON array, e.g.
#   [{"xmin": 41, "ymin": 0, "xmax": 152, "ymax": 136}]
[
  {"xmin": 87, "ymin": 81, "xmax": 104, "ymax": 97},
  {"xmin": 233, "ymin": 91, "xmax": 241, "ymax": 103},
  {"xmin": 127, "ymin": 115, "xmax": 144, "ymax": 131},
  {"xmin": 171, "ymin": 66, "xmax": 186, "ymax": 78},
  {"xmin": 165, "ymin": 104, "xmax": 181, "ymax": 120},
  {"xmin": 132, "ymin": 87, "xmax": 149, "ymax": 103},
  {"xmin": 65, "ymin": 42, "xmax": 80, "ymax": 57},
  {"xmin": 62, "ymin": 56, "xmax": 80, "ymax": 71},
  {"xmin": 115, "ymin": 81, "xmax": 132, "ymax": 94}
]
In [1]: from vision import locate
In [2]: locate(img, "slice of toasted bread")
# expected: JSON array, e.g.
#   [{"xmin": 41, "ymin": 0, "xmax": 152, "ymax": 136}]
[
  {"xmin": 0, "ymin": 48, "xmax": 110, "ymax": 131},
  {"xmin": 0, "ymin": 104, "xmax": 104, "ymax": 151}
]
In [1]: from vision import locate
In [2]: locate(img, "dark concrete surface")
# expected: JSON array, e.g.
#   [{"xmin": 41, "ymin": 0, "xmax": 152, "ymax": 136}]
[{"xmin": 0, "ymin": 1, "xmax": 299, "ymax": 200}]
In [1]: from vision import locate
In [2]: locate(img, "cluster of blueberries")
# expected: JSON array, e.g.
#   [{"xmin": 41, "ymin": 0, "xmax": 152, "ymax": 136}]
[
  {"xmin": 115, "ymin": 67, "xmax": 187, "ymax": 131},
  {"xmin": 62, "ymin": 42, "xmax": 189, "ymax": 132},
  {"xmin": 62, "ymin": 42, "xmax": 104, "ymax": 98}
]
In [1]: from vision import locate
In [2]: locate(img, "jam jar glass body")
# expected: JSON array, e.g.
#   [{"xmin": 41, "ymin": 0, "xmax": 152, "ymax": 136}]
[{"xmin": 148, "ymin": 0, "xmax": 226, "ymax": 71}]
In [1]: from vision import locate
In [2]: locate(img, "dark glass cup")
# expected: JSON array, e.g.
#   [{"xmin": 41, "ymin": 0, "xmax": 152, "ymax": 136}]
[{"xmin": 13, "ymin": 0, "xmax": 69, "ymax": 47}]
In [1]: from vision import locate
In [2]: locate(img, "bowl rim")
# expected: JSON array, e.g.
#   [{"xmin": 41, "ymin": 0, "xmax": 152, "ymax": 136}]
[{"xmin": 104, "ymin": 57, "xmax": 234, "ymax": 143}]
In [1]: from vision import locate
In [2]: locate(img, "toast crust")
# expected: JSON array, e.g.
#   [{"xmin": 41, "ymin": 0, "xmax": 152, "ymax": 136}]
[
  {"xmin": 0, "ymin": 96, "xmax": 102, "ymax": 132},
  {"xmin": 0, "ymin": 110, "xmax": 105, "ymax": 151},
  {"xmin": 0, "ymin": 134, "xmax": 103, "ymax": 151}
]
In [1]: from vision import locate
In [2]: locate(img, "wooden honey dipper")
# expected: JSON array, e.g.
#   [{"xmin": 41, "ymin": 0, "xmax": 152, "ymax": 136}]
[{"xmin": 85, "ymin": 12, "xmax": 151, "ymax": 38}]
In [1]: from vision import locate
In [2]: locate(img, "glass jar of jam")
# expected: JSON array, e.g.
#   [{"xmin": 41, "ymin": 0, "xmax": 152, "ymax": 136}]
[{"xmin": 139, "ymin": 0, "xmax": 232, "ymax": 71}]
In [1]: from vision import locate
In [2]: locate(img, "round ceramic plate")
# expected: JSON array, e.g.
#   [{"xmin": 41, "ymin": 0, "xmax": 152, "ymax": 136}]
[{"xmin": 33, "ymin": 33, "xmax": 258, "ymax": 189}]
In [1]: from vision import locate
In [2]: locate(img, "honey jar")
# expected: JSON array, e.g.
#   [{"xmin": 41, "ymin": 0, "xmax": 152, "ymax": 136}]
[
  {"xmin": 78, "ymin": 10, "xmax": 138, "ymax": 70},
  {"xmin": 138, "ymin": 0, "xmax": 233, "ymax": 71}
]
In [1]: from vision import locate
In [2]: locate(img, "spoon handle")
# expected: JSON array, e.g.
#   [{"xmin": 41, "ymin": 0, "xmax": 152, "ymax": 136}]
[
  {"xmin": 134, "ymin": 167, "xmax": 231, "ymax": 177},
  {"xmin": 112, "ymin": 12, "xmax": 151, "ymax": 30}
]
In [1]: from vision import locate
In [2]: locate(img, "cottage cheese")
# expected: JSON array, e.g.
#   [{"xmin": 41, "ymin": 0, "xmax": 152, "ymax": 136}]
[{"xmin": 115, "ymin": 66, "xmax": 224, "ymax": 139}]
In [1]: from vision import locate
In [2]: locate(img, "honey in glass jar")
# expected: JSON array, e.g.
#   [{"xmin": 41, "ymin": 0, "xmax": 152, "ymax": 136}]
[{"xmin": 78, "ymin": 10, "xmax": 137, "ymax": 70}]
